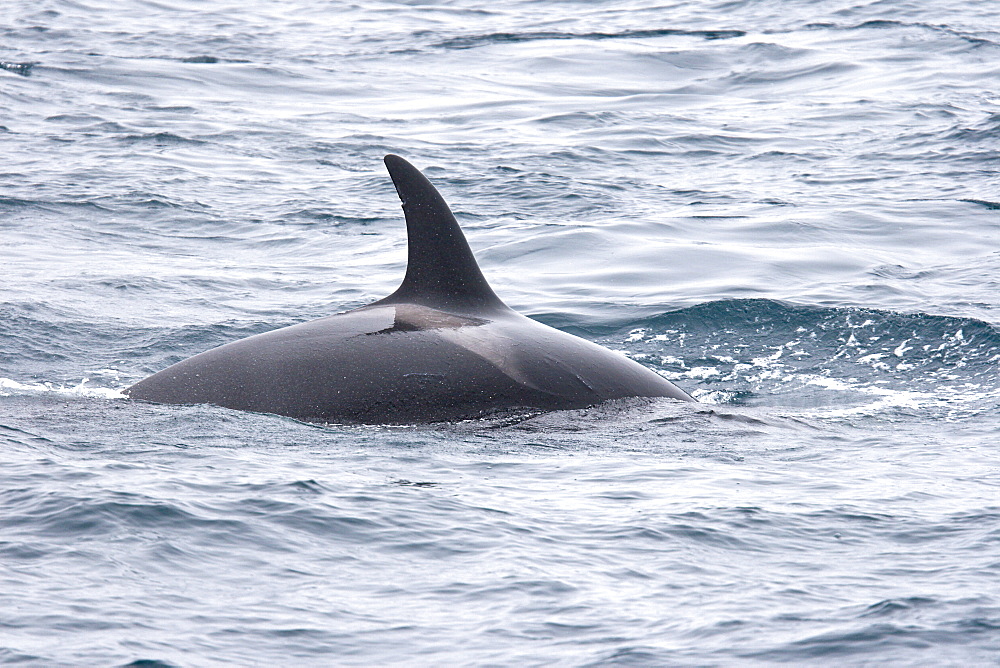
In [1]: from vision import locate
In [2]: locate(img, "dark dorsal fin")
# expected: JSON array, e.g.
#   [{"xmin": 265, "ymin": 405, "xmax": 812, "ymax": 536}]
[{"xmin": 373, "ymin": 155, "xmax": 510, "ymax": 315}]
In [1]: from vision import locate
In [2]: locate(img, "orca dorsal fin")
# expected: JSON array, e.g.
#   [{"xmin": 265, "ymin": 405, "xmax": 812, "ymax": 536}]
[{"xmin": 374, "ymin": 155, "xmax": 510, "ymax": 315}]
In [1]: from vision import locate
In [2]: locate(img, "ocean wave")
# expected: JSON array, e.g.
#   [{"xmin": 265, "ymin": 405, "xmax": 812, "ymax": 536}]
[
  {"xmin": 0, "ymin": 60, "xmax": 34, "ymax": 76},
  {"xmin": 434, "ymin": 27, "xmax": 746, "ymax": 51},
  {"xmin": 610, "ymin": 299, "xmax": 1000, "ymax": 414},
  {"xmin": 803, "ymin": 19, "xmax": 1000, "ymax": 48}
]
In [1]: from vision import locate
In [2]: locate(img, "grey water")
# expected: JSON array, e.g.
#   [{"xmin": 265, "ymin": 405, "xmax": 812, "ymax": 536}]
[{"xmin": 2, "ymin": 0, "xmax": 999, "ymax": 665}]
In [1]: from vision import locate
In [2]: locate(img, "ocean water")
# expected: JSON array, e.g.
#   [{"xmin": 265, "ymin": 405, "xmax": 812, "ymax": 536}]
[{"xmin": 2, "ymin": 0, "xmax": 999, "ymax": 665}]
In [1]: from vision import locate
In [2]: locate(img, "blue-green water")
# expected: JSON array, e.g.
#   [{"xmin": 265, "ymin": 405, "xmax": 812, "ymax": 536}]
[{"xmin": 2, "ymin": 1, "xmax": 999, "ymax": 665}]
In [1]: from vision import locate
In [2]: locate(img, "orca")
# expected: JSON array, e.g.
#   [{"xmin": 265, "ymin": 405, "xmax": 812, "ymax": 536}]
[{"xmin": 127, "ymin": 155, "xmax": 694, "ymax": 423}]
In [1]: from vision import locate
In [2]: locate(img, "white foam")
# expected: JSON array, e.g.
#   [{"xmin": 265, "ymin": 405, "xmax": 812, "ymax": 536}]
[
  {"xmin": 626, "ymin": 328, "xmax": 646, "ymax": 342},
  {"xmin": 0, "ymin": 377, "xmax": 127, "ymax": 400},
  {"xmin": 685, "ymin": 366, "xmax": 720, "ymax": 379}
]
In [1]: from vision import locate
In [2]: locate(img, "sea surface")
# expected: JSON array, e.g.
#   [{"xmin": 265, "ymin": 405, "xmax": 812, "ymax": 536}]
[{"xmin": 2, "ymin": 0, "xmax": 999, "ymax": 665}]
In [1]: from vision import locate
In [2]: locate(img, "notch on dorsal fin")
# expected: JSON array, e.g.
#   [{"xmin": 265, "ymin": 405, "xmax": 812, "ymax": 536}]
[{"xmin": 373, "ymin": 155, "xmax": 511, "ymax": 315}]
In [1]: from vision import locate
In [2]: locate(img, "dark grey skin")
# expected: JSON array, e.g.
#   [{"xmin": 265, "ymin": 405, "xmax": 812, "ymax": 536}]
[{"xmin": 127, "ymin": 155, "xmax": 694, "ymax": 424}]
